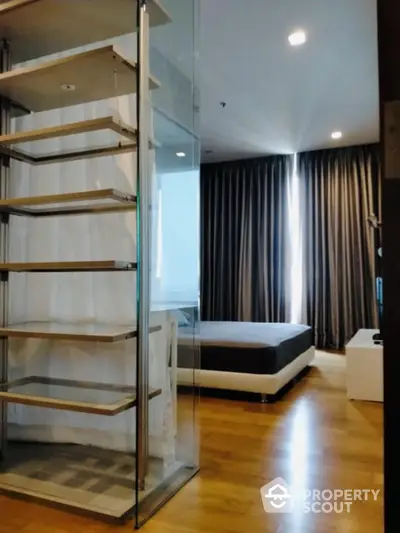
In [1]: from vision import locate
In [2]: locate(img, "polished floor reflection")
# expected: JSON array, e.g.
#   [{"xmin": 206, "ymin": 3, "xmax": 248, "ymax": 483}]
[{"xmin": 0, "ymin": 351, "xmax": 383, "ymax": 533}]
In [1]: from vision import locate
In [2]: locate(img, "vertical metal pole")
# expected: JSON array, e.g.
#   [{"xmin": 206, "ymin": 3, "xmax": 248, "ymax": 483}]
[
  {"xmin": 192, "ymin": 0, "xmax": 201, "ymax": 471},
  {"xmin": 136, "ymin": 0, "xmax": 151, "ymax": 492},
  {"xmin": 0, "ymin": 40, "xmax": 10, "ymax": 460}
]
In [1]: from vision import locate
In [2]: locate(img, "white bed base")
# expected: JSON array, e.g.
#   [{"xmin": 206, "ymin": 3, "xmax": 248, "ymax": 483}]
[{"xmin": 177, "ymin": 346, "xmax": 315, "ymax": 395}]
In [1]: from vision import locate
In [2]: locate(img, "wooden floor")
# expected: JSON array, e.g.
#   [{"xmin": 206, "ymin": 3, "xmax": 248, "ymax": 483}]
[{"xmin": 0, "ymin": 351, "xmax": 383, "ymax": 533}]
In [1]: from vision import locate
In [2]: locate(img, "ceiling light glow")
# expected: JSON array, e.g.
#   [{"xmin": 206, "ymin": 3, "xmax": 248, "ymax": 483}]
[
  {"xmin": 288, "ymin": 31, "xmax": 307, "ymax": 46},
  {"xmin": 331, "ymin": 131, "xmax": 343, "ymax": 140},
  {"xmin": 176, "ymin": 152, "xmax": 186, "ymax": 158}
]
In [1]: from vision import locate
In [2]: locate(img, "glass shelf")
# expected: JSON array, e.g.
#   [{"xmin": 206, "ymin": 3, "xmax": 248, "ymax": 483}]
[
  {"xmin": 0, "ymin": 46, "xmax": 159, "ymax": 115},
  {"xmin": 0, "ymin": 376, "xmax": 162, "ymax": 416},
  {"xmin": 0, "ymin": 0, "xmax": 171, "ymax": 64},
  {"xmin": 0, "ymin": 260, "xmax": 136, "ymax": 272},
  {"xmin": 0, "ymin": 189, "xmax": 137, "ymax": 217},
  {"xmin": 0, "ymin": 116, "xmax": 140, "ymax": 165},
  {"xmin": 0, "ymin": 322, "xmax": 161, "ymax": 342}
]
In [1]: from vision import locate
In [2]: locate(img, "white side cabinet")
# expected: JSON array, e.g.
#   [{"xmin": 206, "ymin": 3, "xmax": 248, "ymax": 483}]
[{"xmin": 346, "ymin": 329, "xmax": 383, "ymax": 402}]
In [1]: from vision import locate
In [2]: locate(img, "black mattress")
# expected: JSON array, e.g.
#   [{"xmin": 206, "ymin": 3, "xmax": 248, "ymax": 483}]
[{"xmin": 178, "ymin": 321, "xmax": 313, "ymax": 375}]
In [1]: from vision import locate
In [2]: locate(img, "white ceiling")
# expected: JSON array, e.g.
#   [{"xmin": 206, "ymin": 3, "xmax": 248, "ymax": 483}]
[{"xmin": 199, "ymin": 0, "xmax": 380, "ymax": 163}]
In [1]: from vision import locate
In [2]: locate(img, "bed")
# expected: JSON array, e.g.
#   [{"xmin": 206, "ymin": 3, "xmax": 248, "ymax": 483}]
[{"xmin": 177, "ymin": 321, "xmax": 314, "ymax": 401}]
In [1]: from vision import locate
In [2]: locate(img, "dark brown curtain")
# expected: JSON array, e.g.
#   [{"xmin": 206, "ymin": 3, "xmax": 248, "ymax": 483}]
[
  {"xmin": 201, "ymin": 155, "xmax": 291, "ymax": 322},
  {"xmin": 298, "ymin": 144, "xmax": 381, "ymax": 349}
]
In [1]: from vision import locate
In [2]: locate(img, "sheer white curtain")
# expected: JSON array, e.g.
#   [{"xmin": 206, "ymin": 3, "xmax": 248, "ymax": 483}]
[
  {"xmin": 6, "ymin": 34, "xmax": 174, "ymax": 462},
  {"xmin": 287, "ymin": 153, "xmax": 305, "ymax": 324}
]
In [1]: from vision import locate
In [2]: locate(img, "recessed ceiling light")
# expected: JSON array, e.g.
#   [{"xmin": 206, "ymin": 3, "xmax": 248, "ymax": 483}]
[
  {"xmin": 61, "ymin": 83, "xmax": 76, "ymax": 91},
  {"xmin": 331, "ymin": 131, "xmax": 343, "ymax": 140},
  {"xmin": 176, "ymin": 152, "xmax": 186, "ymax": 158},
  {"xmin": 288, "ymin": 30, "xmax": 307, "ymax": 46}
]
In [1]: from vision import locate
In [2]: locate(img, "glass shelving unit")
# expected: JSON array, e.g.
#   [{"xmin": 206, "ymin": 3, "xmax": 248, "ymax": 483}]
[{"xmin": 0, "ymin": 0, "xmax": 200, "ymax": 528}]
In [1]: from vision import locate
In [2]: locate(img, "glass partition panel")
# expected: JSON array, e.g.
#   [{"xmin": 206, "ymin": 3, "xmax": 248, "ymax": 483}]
[{"xmin": 135, "ymin": 0, "xmax": 200, "ymax": 526}]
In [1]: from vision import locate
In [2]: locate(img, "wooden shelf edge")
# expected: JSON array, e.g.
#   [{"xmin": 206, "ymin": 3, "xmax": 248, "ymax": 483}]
[
  {"xmin": 0, "ymin": 323, "xmax": 162, "ymax": 342},
  {"xmin": 0, "ymin": 375, "xmax": 162, "ymax": 416},
  {"xmin": 0, "ymin": 189, "xmax": 137, "ymax": 217},
  {"xmin": 0, "ymin": 260, "xmax": 137, "ymax": 272},
  {"xmin": 0, "ymin": 116, "xmax": 136, "ymax": 146},
  {"xmin": 0, "ymin": 116, "xmax": 158, "ymax": 165}
]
